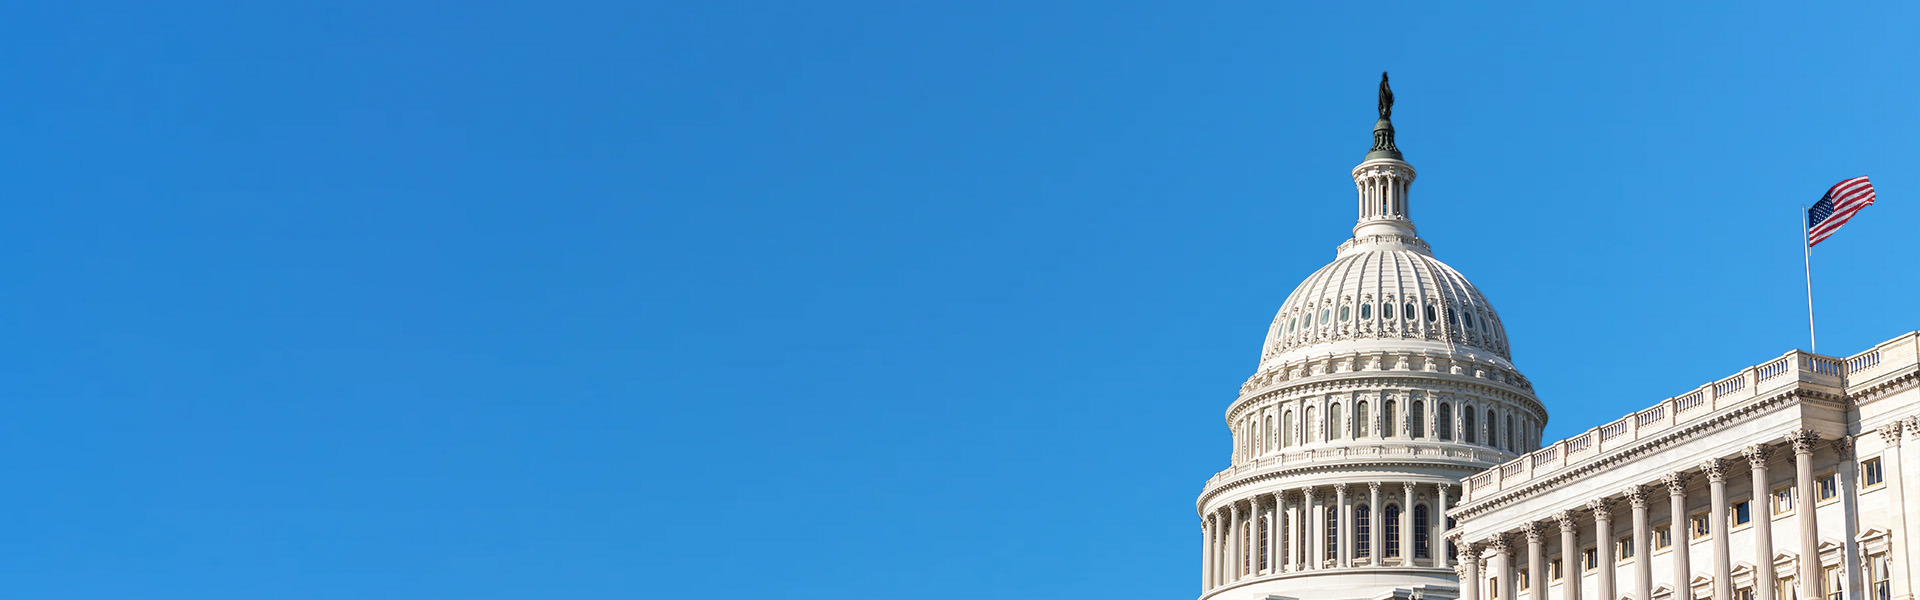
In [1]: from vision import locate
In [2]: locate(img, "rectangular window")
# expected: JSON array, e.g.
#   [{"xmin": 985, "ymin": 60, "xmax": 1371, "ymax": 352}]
[
  {"xmin": 1731, "ymin": 500, "xmax": 1752, "ymax": 526},
  {"xmin": 1872, "ymin": 554, "xmax": 1893, "ymax": 600},
  {"xmin": 1490, "ymin": 578, "xmax": 1500, "ymax": 600},
  {"xmin": 1863, "ymin": 457, "xmax": 1885, "ymax": 488},
  {"xmin": 1739, "ymin": 588, "xmax": 1755, "ymax": 600},
  {"xmin": 1818, "ymin": 472, "xmax": 1839, "ymax": 501},
  {"xmin": 1773, "ymin": 486, "xmax": 1797, "ymax": 514},
  {"xmin": 1654, "ymin": 523, "xmax": 1672, "ymax": 549},
  {"xmin": 1691, "ymin": 512, "xmax": 1712, "ymax": 539},
  {"xmin": 1617, "ymin": 535, "xmax": 1634, "ymax": 560},
  {"xmin": 1825, "ymin": 565, "xmax": 1844, "ymax": 600},
  {"xmin": 1582, "ymin": 547, "xmax": 1597, "ymax": 571},
  {"xmin": 1550, "ymin": 558, "xmax": 1563, "ymax": 580},
  {"xmin": 1780, "ymin": 576, "xmax": 1798, "ymax": 600},
  {"xmin": 1520, "ymin": 568, "xmax": 1530, "ymax": 590}
]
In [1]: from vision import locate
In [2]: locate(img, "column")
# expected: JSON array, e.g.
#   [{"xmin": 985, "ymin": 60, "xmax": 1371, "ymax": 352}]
[
  {"xmin": 1338, "ymin": 483, "xmax": 1353, "ymax": 567},
  {"xmin": 1438, "ymin": 483, "xmax": 1453, "ymax": 567},
  {"xmin": 1880, "ymin": 425, "xmax": 1913, "ymax": 600},
  {"xmin": 1665, "ymin": 472, "xmax": 1692, "ymax": 600},
  {"xmin": 1745, "ymin": 445, "xmax": 1777, "ymax": 600},
  {"xmin": 1558, "ymin": 510, "xmax": 1582, "ymax": 600},
  {"xmin": 1493, "ymin": 536, "xmax": 1514, "ymax": 600},
  {"xmin": 1592, "ymin": 499, "xmax": 1617, "ymax": 600},
  {"xmin": 1228, "ymin": 500, "xmax": 1244, "ymax": 580},
  {"xmin": 1203, "ymin": 515, "xmax": 1215, "ymax": 590},
  {"xmin": 1370, "ymin": 482, "xmax": 1384, "ymax": 564},
  {"xmin": 1525, "ymin": 523, "xmax": 1545, "ymax": 600},
  {"xmin": 1268, "ymin": 492, "xmax": 1281, "ymax": 575},
  {"xmin": 1288, "ymin": 491, "xmax": 1302, "ymax": 571},
  {"xmin": 1307, "ymin": 487, "xmax": 1323, "ymax": 569},
  {"xmin": 1403, "ymin": 482, "xmax": 1417, "ymax": 565},
  {"xmin": 1629, "ymin": 486, "xmax": 1653, "ymax": 600},
  {"xmin": 1460, "ymin": 541, "xmax": 1482, "ymax": 600},
  {"xmin": 1704, "ymin": 458, "xmax": 1732, "ymax": 600},
  {"xmin": 1791, "ymin": 431, "xmax": 1820, "ymax": 600}
]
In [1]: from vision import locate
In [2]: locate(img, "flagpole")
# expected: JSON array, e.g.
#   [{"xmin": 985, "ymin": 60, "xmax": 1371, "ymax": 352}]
[{"xmin": 1802, "ymin": 204, "xmax": 1816, "ymax": 353}]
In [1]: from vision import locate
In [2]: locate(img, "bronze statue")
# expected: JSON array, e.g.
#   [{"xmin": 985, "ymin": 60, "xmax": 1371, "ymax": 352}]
[{"xmin": 1378, "ymin": 72, "xmax": 1393, "ymax": 120}]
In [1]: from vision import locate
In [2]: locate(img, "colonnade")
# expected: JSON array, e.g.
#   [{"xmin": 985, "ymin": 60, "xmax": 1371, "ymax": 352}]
[
  {"xmin": 1452, "ymin": 429, "xmax": 1910, "ymax": 600},
  {"xmin": 1202, "ymin": 481, "xmax": 1456, "ymax": 591}
]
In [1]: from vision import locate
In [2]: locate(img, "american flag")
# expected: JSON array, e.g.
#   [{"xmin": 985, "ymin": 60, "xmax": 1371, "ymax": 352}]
[{"xmin": 1807, "ymin": 176, "xmax": 1876, "ymax": 247}]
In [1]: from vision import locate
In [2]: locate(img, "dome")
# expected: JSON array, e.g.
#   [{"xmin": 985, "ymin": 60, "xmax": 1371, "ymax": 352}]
[{"xmin": 1258, "ymin": 243, "xmax": 1512, "ymax": 368}]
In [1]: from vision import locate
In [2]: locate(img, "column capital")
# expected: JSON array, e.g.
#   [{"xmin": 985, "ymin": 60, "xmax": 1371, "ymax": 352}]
[
  {"xmin": 1370, "ymin": 481, "xmax": 1383, "ymax": 495},
  {"xmin": 1436, "ymin": 482, "xmax": 1450, "ymax": 494},
  {"xmin": 1334, "ymin": 482, "xmax": 1348, "ymax": 496},
  {"xmin": 1701, "ymin": 457, "xmax": 1729, "ymax": 483},
  {"xmin": 1586, "ymin": 498, "xmax": 1613, "ymax": 521},
  {"xmin": 1744, "ymin": 443, "xmax": 1774, "ymax": 468},
  {"xmin": 1788, "ymin": 429, "xmax": 1821, "ymax": 455},
  {"xmin": 1488, "ymin": 534, "xmax": 1511, "ymax": 554},
  {"xmin": 1905, "ymin": 416, "xmax": 1920, "ymax": 437},
  {"xmin": 1522, "ymin": 521, "xmax": 1544, "ymax": 543},
  {"xmin": 1555, "ymin": 509, "xmax": 1580, "ymax": 532},
  {"xmin": 1881, "ymin": 422, "xmax": 1905, "ymax": 446},
  {"xmin": 1625, "ymin": 485, "xmax": 1649, "ymax": 509},
  {"xmin": 1832, "ymin": 435, "xmax": 1854, "ymax": 459},
  {"xmin": 1303, "ymin": 486, "xmax": 1318, "ymax": 501},
  {"xmin": 1663, "ymin": 471, "xmax": 1689, "ymax": 496}
]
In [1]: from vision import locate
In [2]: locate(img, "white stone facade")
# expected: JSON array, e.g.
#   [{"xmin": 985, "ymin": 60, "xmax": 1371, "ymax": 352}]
[
  {"xmin": 1193, "ymin": 85, "xmax": 1917, "ymax": 600},
  {"xmin": 1448, "ymin": 334, "xmax": 1920, "ymax": 600},
  {"xmin": 1197, "ymin": 111, "xmax": 1543, "ymax": 600}
]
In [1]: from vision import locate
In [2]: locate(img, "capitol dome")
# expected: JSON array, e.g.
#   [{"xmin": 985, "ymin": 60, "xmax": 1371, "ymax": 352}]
[
  {"xmin": 1197, "ymin": 73, "xmax": 1546, "ymax": 600},
  {"xmin": 1260, "ymin": 243, "xmax": 1512, "ymax": 368}
]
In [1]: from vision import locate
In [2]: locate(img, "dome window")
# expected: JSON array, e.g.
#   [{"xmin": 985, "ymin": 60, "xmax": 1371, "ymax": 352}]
[
  {"xmin": 1359, "ymin": 304, "xmax": 1372, "ymax": 320},
  {"xmin": 1462, "ymin": 312, "xmax": 1474, "ymax": 329},
  {"xmin": 1339, "ymin": 306, "xmax": 1351, "ymax": 321},
  {"xmin": 1381, "ymin": 303, "xmax": 1393, "ymax": 320},
  {"xmin": 1320, "ymin": 309, "xmax": 1331, "ymax": 325},
  {"xmin": 1304, "ymin": 313, "xmax": 1313, "ymax": 328},
  {"xmin": 1289, "ymin": 317, "xmax": 1297, "ymax": 333},
  {"xmin": 1425, "ymin": 304, "xmax": 1437, "ymax": 322},
  {"xmin": 1404, "ymin": 302, "xmax": 1417, "ymax": 319}
]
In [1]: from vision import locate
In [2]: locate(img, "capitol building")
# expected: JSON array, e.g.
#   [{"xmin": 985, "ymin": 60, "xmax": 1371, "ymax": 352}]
[{"xmin": 1194, "ymin": 77, "xmax": 1919, "ymax": 600}]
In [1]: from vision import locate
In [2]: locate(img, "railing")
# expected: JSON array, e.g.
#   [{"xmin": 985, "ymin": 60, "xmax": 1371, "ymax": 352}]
[
  {"xmin": 1600, "ymin": 418, "xmax": 1630, "ymax": 441},
  {"xmin": 1712, "ymin": 375, "xmax": 1745, "ymax": 396},
  {"xmin": 1847, "ymin": 351, "xmax": 1881, "ymax": 374},
  {"xmin": 1635, "ymin": 404, "xmax": 1667, "ymax": 427},
  {"xmin": 1531, "ymin": 446, "xmax": 1559, "ymax": 466},
  {"xmin": 1674, "ymin": 390, "xmax": 1706, "ymax": 413},
  {"xmin": 1757, "ymin": 356, "xmax": 1791, "ymax": 381},
  {"xmin": 1456, "ymin": 336, "xmax": 1920, "ymax": 503}
]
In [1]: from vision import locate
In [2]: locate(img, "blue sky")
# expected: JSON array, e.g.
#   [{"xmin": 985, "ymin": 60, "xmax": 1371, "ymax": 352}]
[{"xmin": 1, "ymin": 2, "xmax": 1915, "ymax": 599}]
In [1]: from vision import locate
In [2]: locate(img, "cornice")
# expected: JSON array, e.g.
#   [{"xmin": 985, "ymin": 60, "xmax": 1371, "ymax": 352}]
[
  {"xmin": 1196, "ymin": 457, "xmax": 1491, "ymax": 512},
  {"xmin": 1451, "ymin": 385, "xmax": 1841, "ymax": 520},
  {"xmin": 1226, "ymin": 370, "xmax": 1545, "ymax": 424}
]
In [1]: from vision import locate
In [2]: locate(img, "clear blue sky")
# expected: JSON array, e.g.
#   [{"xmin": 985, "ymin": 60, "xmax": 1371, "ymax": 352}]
[{"xmin": 1, "ymin": 2, "xmax": 1914, "ymax": 598}]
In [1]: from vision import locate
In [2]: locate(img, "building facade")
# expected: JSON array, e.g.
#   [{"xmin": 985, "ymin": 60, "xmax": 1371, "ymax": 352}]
[
  {"xmin": 1448, "ymin": 334, "xmax": 1920, "ymax": 600},
  {"xmin": 1196, "ymin": 75, "xmax": 1545, "ymax": 600},
  {"xmin": 1195, "ymin": 77, "xmax": 1919, "ymax": 600}
]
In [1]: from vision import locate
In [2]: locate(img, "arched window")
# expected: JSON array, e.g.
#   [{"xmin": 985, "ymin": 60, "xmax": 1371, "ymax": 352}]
[
  {"xmin": 1463, "ymin": 406, "xmax": 1477, "ymax": 444},
  {"xmin": 1413, "ymin": 504, "xmax": 1431, "ymax": 559},
  {"xmin": 1325, "ymin": 506, "xmax": 1339, "ymax": 562},
  {"xmin": 1283, "ymin": 411, "xmax": 1296, "ymax": 447},
  {"xmin": 1383, "ymin": 302, "xmax": 1394, "ymax": 320},
  {"xmin": 1265, "ymin": 414, "xmax": 1274, "ymax": 452},
  {"xmin": 1385, "ymin": 504, "xmax": 1402, "ymax": 558},
  {"xmin": 1411, "ymin": 400, "xmax": 1426, "ymax": 438},
  {"xmin": 1360, "ymin": 303, "xmax": 1372, "ymax": 320},
  {"xmin": 1383, "ymin": 400, "xmax": 1397, "ymax": 438},
  {"xmin": 1329, "ymin": 403, "xmax": 1344, "ymax": 440},
  {"xmin": 1485, "ymin": 409, "xmax": 1498, "ymax": 447},
  {"xmin": 1258, "ymin": 515, "xmax": 1270, "ymax": 572},
  {"xmin": 1356, "ymin": 401, "xmax": 1371, "ymax": 438},
  {"xmin": 1356, "ymin": 503, "xmax": 1372, "ymax": 558},
  {"xmin": 1505, "ymin": 414, "xmax": 1515, "ymax": 452},
  {"xmin": 1304, "ymin": 406, "xmax": 1317, "ymax": 444}
]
